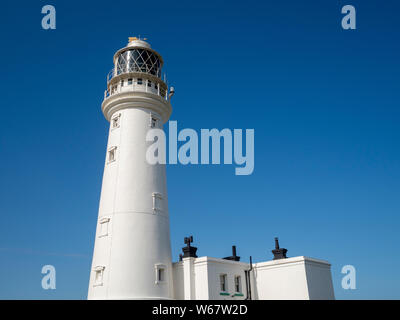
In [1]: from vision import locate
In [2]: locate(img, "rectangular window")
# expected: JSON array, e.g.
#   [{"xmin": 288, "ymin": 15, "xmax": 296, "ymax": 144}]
[
  {"xmin": 155, "ymin": 264, "xmax": 166, "ymax": 284},
  {"xmin": 234, "ymin": 275, "xmax": 241, "ymax": 293},
  {"xmin": 137, "ymin": 78, "xmax": 143, "ymax": 85},
  {"xmin": 99, "ymin": 217, "xmax": 110, "ymax": 237},
  {"xmin": 94, "ymin": 266, "xmax": 105, "ymax": 286},
  {"xmin": 121, "ymin": 79, "xmax": 124, "ymax": 87},
  {"xmin": 148, "ymin": 80, "xmax": 152, "ymax": 87},
  {"xmin": 152, "ymin": 192, "xmax": 163, "ymax": 213},
  {"xmin": 111, "ymin": 113, "xmax": 120, "ymax": 129},
  {"xmin": 220, "ymin": 274, "xmax": 227, "ymax": 292},
  {"xmin": 155, "ymin": 83, "xmax": 158, "ymax": 90},
  {"xmin": 108, "ymin": 146, "xmax": 117, "ymax": 163},
  {"xmin": 158, "ymin": 268, "xmax": 165, "ymax": 282},
  {"xmin": 128, "ymin": 78, "xmax": 133, "ymax": 85},
  {"xmin": 150, "ymin": 116, "xmax": 157, "ymax": 128}
]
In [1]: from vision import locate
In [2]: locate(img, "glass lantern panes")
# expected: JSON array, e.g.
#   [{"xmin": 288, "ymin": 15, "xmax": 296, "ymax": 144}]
[{"xmin": 116, "ymin": 49, "xmax": 161, "ymax": 77}]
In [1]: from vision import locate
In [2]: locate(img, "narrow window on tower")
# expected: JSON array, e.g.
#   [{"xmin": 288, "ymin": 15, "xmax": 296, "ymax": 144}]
[
  {"xmin": 128, "ymin": 78, "xmax": 133, "ymax": 85},
  {"xmin": 149, "ymin": 113, "xmax": 158, "ymax": 128},
  {"xmin": 121, "ymin": 79, "xmax": 124, "ymax": 87},
  {"xmin": 155, "ymin": 83, "xmax": 158, "ymax": 90},
  {"xmin": 220, "ymin": 274, "xmax": 227, "ymax": 292},
  {"xmin": 155, "ymin": 264, "xmax": 166, "ymax": 284},
  {"xmin": 108, "ymin": 146, "xmax": 117, "ymax": 163},
  {"xmin": 98, "ymin": 217, "xmax": 110, "ymax": 237},
  {"xmin": 234, "ymin": 275, "xmax": 242, "ymax": 293},
  {"xmin": 137, "ymin": 78, "xmax": 143, "ymax": 85},
  {"xmin": 93, "ymin": 266, "xmax": 105, "ymax": 286},
  {"xmin": 111, "ymin": 113, "xmax": 121, "ymax": 129},
  {"xmin": 152, "ymin": 192, "xmax": 163, "ymax": 213},
  {"xmin": 158, "ymin": 268, "xmax": 164, "ymax": 281},
  {"xmin": 148, "ymin": 80, "xmax": 152, "ymax": 88}
]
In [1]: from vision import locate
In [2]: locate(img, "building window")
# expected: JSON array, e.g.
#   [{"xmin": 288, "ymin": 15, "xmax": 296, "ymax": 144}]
[
  {"xmin": 234, "ymin": 275, "xmax": 242, "ymax": 293},
  {"xmin": 121, "ymin": 79, "xmax": 124, "ymax": 87},
  {"xmin": 155, "ymin": 83, "xmax": 158, "ymax": 90},
  {"xmin": 93, "ymin": 266, "xmax": 105, "ymax": 286},
  {"xmin": 137, "ymin": 78, "xmax": 143, "ymax": 85},
  {"xmin": 108, "ymin": 146, "xmax": 117, "ymax": 163},
  {"xmin": 152, "ymin": 192, "xmax": 163, "ymax": 213},
  {"xmin": 99, "ymin": 217, "xmax": 110, "ymax": 237},
  {"xmin": 155, "ymin": 264, "xmax": 166, "ymax": 284},
  {"xmin": 111, "ymin": 113, "xmax": 121, "ymax": 129},
  {"xmin": 128, "ymin": 78, "xmax": 133, "ymax": 85},
  {"xmin": 220, "ymin": 274, "xmax": 227, "ymax": 292},
  {"xmin": 148, "ymin": 80, "xmax": 152, "ymax": 88}
]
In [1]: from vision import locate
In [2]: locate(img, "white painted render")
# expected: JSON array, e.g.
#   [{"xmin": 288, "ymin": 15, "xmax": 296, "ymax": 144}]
[
  {"xmin": 252, "ymin": 256, "xmax": 334, "ymax": 300},
  {"xmin": 172, "ymin": 256, "xmax": 334, "ymax": 300}
]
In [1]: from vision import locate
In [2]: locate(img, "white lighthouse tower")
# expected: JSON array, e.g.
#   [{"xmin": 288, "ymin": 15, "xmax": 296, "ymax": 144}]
[{"xmin": 88, "ymin": 38, "xmax": 174, "ymax": 299}]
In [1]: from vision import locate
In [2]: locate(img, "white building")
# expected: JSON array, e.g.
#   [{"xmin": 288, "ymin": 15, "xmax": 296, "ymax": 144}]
[
  {"xmin": 88, "ymin": 38, "xmax": 335, "ymax": 300},
  {"xmin": 172, "ymin": 238, "xmax": 334, "ymax": 300}
]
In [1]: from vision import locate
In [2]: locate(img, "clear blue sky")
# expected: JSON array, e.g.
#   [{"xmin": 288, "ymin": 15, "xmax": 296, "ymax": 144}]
[{"xmin": 0, "ymin": 0, "xmax": 399, "ymax": 299}]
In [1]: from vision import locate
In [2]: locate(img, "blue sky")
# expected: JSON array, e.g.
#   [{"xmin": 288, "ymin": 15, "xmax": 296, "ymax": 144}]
[{"xmin": 0, "ymin": 0, "xmax": 399, "ymax": 299}]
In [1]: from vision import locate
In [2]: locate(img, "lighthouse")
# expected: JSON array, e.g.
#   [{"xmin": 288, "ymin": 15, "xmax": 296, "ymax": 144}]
[{"xmin": 88, "ymin": 38, "xmax": 174, "ymax": 299}]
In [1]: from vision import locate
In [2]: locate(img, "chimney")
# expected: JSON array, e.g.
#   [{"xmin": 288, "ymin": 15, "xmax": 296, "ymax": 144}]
[
  {"xmin": 181, "ymin": 235, "xmax": 198, "ymax": 258},
  {"xmin": 223, "ymin": 245, "xmax": 241, "ymax": 262},
  {"xmin": 272, "ymin": 237, "xmax": 288, "ymax": 260}
]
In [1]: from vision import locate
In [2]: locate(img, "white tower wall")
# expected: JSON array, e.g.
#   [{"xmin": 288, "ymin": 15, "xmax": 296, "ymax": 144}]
[{"xmin": 88, "ymin": 39, "xmax": 173, "ymax": 299}]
